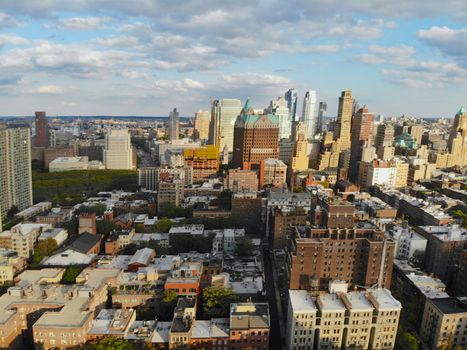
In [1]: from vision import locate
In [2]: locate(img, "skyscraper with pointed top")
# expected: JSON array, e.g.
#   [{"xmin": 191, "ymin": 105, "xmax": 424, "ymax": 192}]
[
  {"xmin": 447, "ymin": 106, "xmax": 467, "ymax": 167},
  {"xmin": 334, "ymin": 90, "xmax": 353, "ymax": 150}
]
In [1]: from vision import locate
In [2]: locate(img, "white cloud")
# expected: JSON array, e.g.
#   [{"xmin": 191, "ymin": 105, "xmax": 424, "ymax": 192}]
[
  {"xmin": 53, "ymin": 17, "xmax": 111, "ymax": 30},
  {"xmin": 0, "ymin": 12, "xmax": 23, "ymax": 28},
  {"xmin": 35, "ymin": 85, "xmax": 63, "ymax": 94},
  {"xmin": 418, "ymin": 26, "xmax": 467, "ymax": 62},
  {"xmin": 121, "ymin": 70, "xmax": 148, "ymax": 80},
  {"xmin": 0, "ymin": 33, "xmax": 28, "ymax": 47}
]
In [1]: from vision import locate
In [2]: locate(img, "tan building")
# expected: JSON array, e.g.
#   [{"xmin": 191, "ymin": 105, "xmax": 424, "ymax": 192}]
[
  {"xmin": 104, "ymin": 129, "xmax": 135, "ymax": 170},
  {"xmin": 287, "ymin": 288, "xmax": 401, "ymax": 350},
  {"xmin": 260, "ymin": 158, "xmax": 287, "ymax": 189},
  {"xmin": 0, "ymin": 223, "xmax": 52, "ymax": 259},
  {"xmin": 394, "ymin": 159, "xmax": 409, "ymax": 188},
  {"xmin": 291, "ymin": 122, "xmax": 309, "ymax": 172},
  {"xmin": 79, "ymin": 212, "xmax": 97, "ymax": 234},
  {"xmin": 420, "ymin": 297, "xmax": 467, "ymax": 350},
  {"xmin": 0, "ymin": 251, "xmax": 26, "ymax": 285},
  {"xmin": 225, "ymin": 168, "xmax": 258, "ymax": 192},
  {"xmin": 333, "ymin": 90, "xmax": 353, "ymax": 151},
  {"xmin": 193, "ymin": 110, "xmax": 210, "ymax": 141},
  {"xmin": 447, "ymin": 106, "xmax": 467, "ymax": 168}
]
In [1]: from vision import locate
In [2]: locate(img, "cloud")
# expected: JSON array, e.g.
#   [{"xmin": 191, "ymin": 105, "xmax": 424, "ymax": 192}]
[
  {"xmin": 418, "ymin": 26, "xmax": 467, "ymax": 63},
  {"xmin": 51, "ymin": 17, "xmax": 111, "ymax": 30},
  {"xmin": 35, "ymin": 85, "xmax": 63, "ymax": 94},
  {"xmin": 121, "ymin": 70, "xmax": 148, "ymax": 80},
  {"xmin": 0, "ymin": 33, "xmax": 28, "ymax": 47},
  {"xmin": 0, "ymin": 12, "xmax": 23, "ymax": 28}
]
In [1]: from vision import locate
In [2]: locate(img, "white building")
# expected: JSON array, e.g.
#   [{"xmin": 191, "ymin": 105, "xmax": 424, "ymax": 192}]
[
  {"xmin": 0, "ymin": 223, "xmax": 52, "ymax": 258},
  {"xmin": 39, "ymin": 228, "xmax": 68, "ymax": 246},
  {"xmin": 268, "ymin": 97, "xmax": 291, "ymax": 140},
  {"xmin": 104, "ymin": 129, "xmax": 135, "ymax": 170},
  {"xmin": 49, "ymin": 156, "xmax": 89, "ymax": 172},
  {"xmin": 387, "ymin": 226, "xmax": 427, "ymax": 260},
  {"xmin": 286, "ymin": 287, "xmax": 401, "ymax": 350},
  {"xmin": 302, "ymin": 90, "xmax": 318, "ymax": 138},
  {"xmin": 212, "ymin": 99, "xmax": 242, "ymax": 153}
]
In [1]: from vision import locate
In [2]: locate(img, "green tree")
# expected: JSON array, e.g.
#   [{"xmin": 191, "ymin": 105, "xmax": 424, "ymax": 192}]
[
  {"xmin": 86, "ymin": 337, "xmax": 138, "ymax": 350},
  {"xmin": 451, "ymin": 209, "xmax": 467, "ymax": 228},
  {"xmin": 6, "ymin": 205, "xmax": 19, "ymax": 219},
  {"xmin": 96, "ymin": 220, "xmax": 117, "ymax": 235},
  {"xmin": 31, "ymin": 238, "xmax": 58, "ymax": 265},
  {"xmin": 235, "ymin": 236, "xmax": 254, "ymax": 257},
  {"xmin": 202, "ymin": 287, "xmax": 240, "ymax": 318},
  {"xmin": 61, "ymin": 266, "xmax": 83, "ymax": 284},
  {"xmin": 61, "ymin": 217, "xmax": 79, "ymax": 235},
  {"xmin": 155, "ymin": 217, "xmax": 173, "ymax": 233},
  {"xmin": 76, "ymin": 203, "xmax": 107, "ymax": 216},
  {"xmin": 396, "ymin": 332, "xmax": 419, "ymax": 350}
]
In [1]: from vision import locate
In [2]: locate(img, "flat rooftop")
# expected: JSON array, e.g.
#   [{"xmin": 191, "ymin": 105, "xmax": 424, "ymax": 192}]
[
  {"xmin": 318, "ymin": 294, "xmax": 346, "ymax": 312},
  {"xmin": 431, "ymin": 297, "xmax": 467, "ymax": 314},
  {"xmin": 289, "ymin": 290, "xmax": 317, "ymax": 312}
]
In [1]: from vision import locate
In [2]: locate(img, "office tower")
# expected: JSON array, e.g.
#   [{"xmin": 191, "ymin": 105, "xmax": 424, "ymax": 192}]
[
  {"xmin": 291, "ymin": 122, "xmax": 309, "ymax": 171},
  {"xmin": 34, "ymin": 111, "xmax": 49, "ymax": 148},
  {"xmin": 285, "ymin": 88, "xmax": 298, "ymax": 122},
  {"xmin": 316, "ymin": 102, "xmax": 327, "ymax": 133},
  {"xmin": 334, "ymin": 90, "xmax": 353, "ymax": 150},
  {"xmin": 209, "ymin": 99, "xmax": 242, "ymax": 153},
  {"xmin": 0, "ymin": 127, "xmax": 33, "ymax": 219},
  {"xmin": 302, "ymin": 90, "xmax": 317, "ymax": 138},
  {"xmin": 267, "ymin": 97, "xmax": 291, "ymax": 140},
  {"xmin": 104, "ymin": 129, "xmax": 135, "ymax": 170},
  {"xmin": 232, "ymin": 100, "xmax": 279, "ymax": 169},
  {"xmin": 349, "ymin": 106, "xmax": 374, "ymax": 182},
  {"xmin": 168, "ymin": 108, "xmax": 180, "ymax": 141},
  {"xmin": 447, "ymin": 106, "xmax": 467, "ymax": 167},
  {"xmin": 193, "ymin": 110, "xmax": 210, "ymax": 141}
]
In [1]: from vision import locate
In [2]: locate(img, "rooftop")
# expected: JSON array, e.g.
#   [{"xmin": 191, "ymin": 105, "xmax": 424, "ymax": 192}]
[
  {"xmin": 289, "ymin": 290, "xmax": 317, "ymax": 312},
  {"xmin": 431, "ymin": 297, "xmax": 467, "ymax": 314}
]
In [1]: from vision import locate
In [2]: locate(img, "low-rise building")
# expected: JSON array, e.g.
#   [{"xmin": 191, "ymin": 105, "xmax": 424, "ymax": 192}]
[{"xmin": 49, "ymin": 156, "xmax": 90, "ymax": 172}]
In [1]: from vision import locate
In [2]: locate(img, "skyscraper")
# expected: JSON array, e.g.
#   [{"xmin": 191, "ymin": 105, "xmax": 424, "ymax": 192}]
[
  {"xmin": 34, "ymin": 111, "xmax": 49, "ymax": 148},
  {"xmin": 302, "ymin": 90, "xmax": 318, "ymax": 138},
  {"xmin": 316, "ymin": 102, "xmax": 327, "ymax": 133},
  {"xmin": 285, "ymin": 88, "xmax": 298, "ymax": 123},
  {"xmin": 168, "ymin": 108, "xmax": 180, "ymax": 141},
  {"xmin": 267, "ymin": 97, "xmax": 291, "ymax": 140},
  {"xmin": 447, "ymin": 106, "xmax": 467, "ymax": 167},
  {"xmin": 209, "ymin": 99, "xmax": 242, "ymax": 153},
  {"xmin": 0, "ymin": 126, "xmax": 33, "ymax": 219},
  {"xmin": 291, "ymin": 122, "xmax": 309, "ymax": 172},
  {"xmin": 232, "ymin": 100, "xmax": 279, "ymax": 169},
  {"xmin": 104, "ymin": 129, "xmax": 135, "ymax": 170},
  {"xmin": 193, "ymin": 110, "xmax": 210, "ymax": 141},
  {"xmin": 334, "ymin": 90, "xmax": 353, "ymax": 150},
  {"xmin": 349, "ymin": 106, "xmax": 375, "ymax": 182}
]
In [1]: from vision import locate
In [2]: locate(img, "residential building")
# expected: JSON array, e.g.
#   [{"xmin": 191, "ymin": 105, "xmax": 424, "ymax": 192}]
[
  {"xmin": 0, "ymin": 127, "xmax": 33, "ymax": 219},
  {"xmin": 287, "ymin": 226, "xmax": 395, "ymax": 290},
  {"xmin": 193, "ymin": 110, "xmax": 210, "ymax": 141},
  {"xmin": 104, "ymin": 129, "xmax": 135, "ymax": 170},
  {"xmin": 259, "ymin": 158, "xmax": 287, "ymax": 189},
  {"xmin": 34, "ymin": 111, "xmax": 49, "ymax": 148},
  {"xmin": 387, "ymin": 226, "xmax": 427, "ymax": 260},
  {"xmin": 168, "ymin": 108, "xmax": 180, "ymax": 141},
  {"xmin": 291, "ymin": 122, "xmax": 309, "ymax": 172},
  {"xmin": 420, "ymin": 297, "xmax": 467, "ymax": 350},
  {"xmin": 287, "ymin": 287, "xmax": 401, "ymax": 350},
  {"xmin": 359, "ymin": 160, "xmax": 396, "ymax": 188},
  {"xmin": 447, "ymin": 106, "xmax": 467, "ymax": 167},
  {"xmin": 333, "ymin": 90, "xmax": 353, "ymax": 151},
  {"xmin": 0, "ymin": 223, "xmax": 51, "ymax": 258},
  {"xmin": 158, "ymin": 180, "xmax": 185, "ymax": 212},
  {"xmin": 79, "ymin": 212, "xmax": 97, "ymax": 235},
  {"xmin": 349, "ymin": 106, "xmax": 374, "ymax": 182},
  {"xmin": 225, "ymin": 169, "xmax": 258, "ymax": 192},
  {"xmin": 229, "ymin": 303, "xmax": 270, "ymax": 350},
  {"xmin": 183, "ymin": 145, "xmax": 219, "ymax": 183}
]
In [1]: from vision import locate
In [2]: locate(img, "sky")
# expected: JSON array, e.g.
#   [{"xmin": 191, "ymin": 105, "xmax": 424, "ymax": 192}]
[{"xmin": 0, "ymin": 1, "xmax": 466, "ymax": 118}]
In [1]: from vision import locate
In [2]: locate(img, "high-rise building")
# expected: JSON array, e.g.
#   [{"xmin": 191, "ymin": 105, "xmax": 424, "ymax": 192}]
[
  {"xmin": 34, "ymin": 111, "xmax": 49, "ymax": 148},
  {"xmin": 267, "ymin": 97, "xmax": 291, "ymax": 140},
  {"xmin": 349, "ymin": 106, "xmax": 374, "ymax": 182},
  {"xmin": 0, "ymin": 127, "xmax": 33, "ymax": 219},
  {"xmin": 290, "ymin": 122, "xmax": 309, "ymax": 172},
  {"xmin": 209, "ymin": 99, "xmax": 242, "ymax": 153},
  {"xmin": 193, "ymin": 110, "xmax": 210, "ymax": 141},
  {"xmin": 232, "ymin": 100, "xmax": 279, "ymax": 169},
  {"xmin": 104, "ymin": 129, "xmax": 135, "ymax": 170},
  {"xmin": 316, "ymin": 101, "xmax": 327, "ymax": 134},
  {"xmin": 285, "ymin": 88, "xmax": 298, "ymax": 123},
  {"xmin": 375, "ymin": 123, "xmax": 394, "ymax": 148},
  {"xmin": 259, "ymin": 158, "xmax": 287, "ymax": 189},
  {"xmin": 302, "ymin": 90, "xmax": 317, "ymax": 138},
  {"xmin": 334, "ymin": 90, "xmax": 353, "ymax": 150},
  {"xmin": 447, "ymin": 106, "xmax": 467, "ymax": 167},
  {"xmin": 183, "ymin": 145, "xmax": 219, "ymax": 183},
  {"xmin": 225, "ymin": 169, "xmax": 259, "ymax": 192},
  {"xmin": 168, "ymin": 108, "xmax": 180, "ymax": 141}
]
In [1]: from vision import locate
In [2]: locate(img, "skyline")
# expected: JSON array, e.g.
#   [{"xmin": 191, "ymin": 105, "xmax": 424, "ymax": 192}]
[{"xmin": 0, "ymin": 1, "xmax": 466, "ymax": 118}]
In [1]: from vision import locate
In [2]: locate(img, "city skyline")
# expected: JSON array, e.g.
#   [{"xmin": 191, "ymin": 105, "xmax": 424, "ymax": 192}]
[{"xmin": 0, "ymin": 2, "xmax": 466, "ymax": 118}]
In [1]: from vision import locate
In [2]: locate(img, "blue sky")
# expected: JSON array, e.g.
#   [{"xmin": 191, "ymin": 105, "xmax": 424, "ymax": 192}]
[{"xmin": 0, "ymin": 1, "xmax": 466, "ymax": 118}]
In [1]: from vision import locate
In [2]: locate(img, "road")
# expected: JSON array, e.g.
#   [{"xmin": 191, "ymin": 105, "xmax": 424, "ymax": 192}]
[{"xmin": 263, "ymin": 247, "xmax": 286, "ymax": 350}]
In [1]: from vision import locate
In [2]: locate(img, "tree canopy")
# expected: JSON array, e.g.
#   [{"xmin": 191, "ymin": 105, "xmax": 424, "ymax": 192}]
[
  {"xmin": 86, "ymin": 337, "xmax": 138, "ymax": 350},
  {"xmin": 31, "ymin": 238, "xmax": 58, "ymax": 265},
  {"xmin": 396, "ymin": 332, "xmax": 419, "ymax": 350},
  {"xmin": 61, "ymin": 266, "xmax": 83, "ymax": 284},
  {"xmin": 235, "ymin": 236, "xmax": 254, "ymax": 257},
  {"xmin": 202, "ymin": 287, "xmax": 240, "ymax": 318}
]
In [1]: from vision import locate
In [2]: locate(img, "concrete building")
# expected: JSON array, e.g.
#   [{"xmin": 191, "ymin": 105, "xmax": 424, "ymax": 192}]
[
  {"xmin": 359, "ymin": 160, "xmax": 396, "ymax": 188},
  {"xmin": 0, "ymin": 223, "xmax": 51, "ymax": 259},
  {"xmin": 79, "ymin": 212, "xmax": 97, "ymax": 235},
  {"xmin": 291, "ymin": 122, "xmax": 309, "ymax": 172},
  {"xmin": 158, "ymin": 180, "xmax": 185, "ymax": 212},
  {"xmin": 230, "ymin": 303, "xmax": 270, "ymax": 350},
  {"xmin": 104, "ymin": 129, "xmax": 135, "ymax": 170},
  {"xmin": 0, "ymin": 127, "xmax": 33, "ymax": 220},
  {"xmin": 302, "ymin": 90, "xmax": 318, "ymax": 138},
  {"xmin": 287, "ymin": 287, "xmax": 401, "ymax": 350},
  {"xmin": 49, "ymin": 156, "xmax": 89, "ymax": 172},
  {"xmin": 387, "ymin": 226, "xmax": 427, "ymax": 260},
  {"xmin": 285, "ymin": 88, "xmax": 298, "ymax": 123},
  {"xmin": 193, "ymin": 109, "xmax": 210, "ymax": 141},
  {"xmin": 183, "ymin": 145, "xmax": 219, "ymax": 183},
  {"xmin": 168, "ymin": 108, "xmax": 180, "ymax": 141},
  {"xmin": 260, "ymin": 158, "xmax": 287, "ymax": 189},
  {"xmin": 43, "ymin": 146, "xmax": 76, "ymax": 169},
  {"xmin": 268, "ymin": 96, "xmax": 291, "ymax": 140},
  {"xmin": 333, "ymin": 90, "xmax": 353, "ymax": 151},
  {"xmin": 232, "ymin": 101, "xmax": 279, "ymax": 170},
  {"xmin": 420, "ymin": 297, "xmax": 467, "ymax": 350},
  {"xmin": 225, "ymin": 168, "xmax": 258, "ymax": 192},
  {"xmin": 34, "ymin": 111, "xmax": 49, "ymax": 148},
  {"xmin": 349, "ymin": 106, "xmax": 374, "ymax": 182},
  {"xmin": 447, "ymin": 106, "xmax": 467, "ymax": 167},
  {"xmin": 0, "ymin": 250, "xmax": 26, "ymax": 285},
  {"xmin": 209, "ymin": 99, "xmax": 242, "ymax": 153}
]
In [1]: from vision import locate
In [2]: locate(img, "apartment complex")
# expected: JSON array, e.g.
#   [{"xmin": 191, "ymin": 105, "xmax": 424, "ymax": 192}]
[
  {"xmin": 183, "ymin": 145, "xmax": 219, "ymax": 182},
  {"xmin": 225, "ymin": 168, "xmax": 258, "ymax": 192},
  {"xmin": 0, "ymin": 223, "xmax": 52, "ymax": 258},
  {"xmin": 286, "ymin": 288, "xmax": 401, "ymax": 350},
  {"xmin": 0, "ymin": 127, "xmax": 33, "ymax": 220},
  {"xmin": 193, "ymin": 110, "xmax": 210, "ymax": 141}
]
